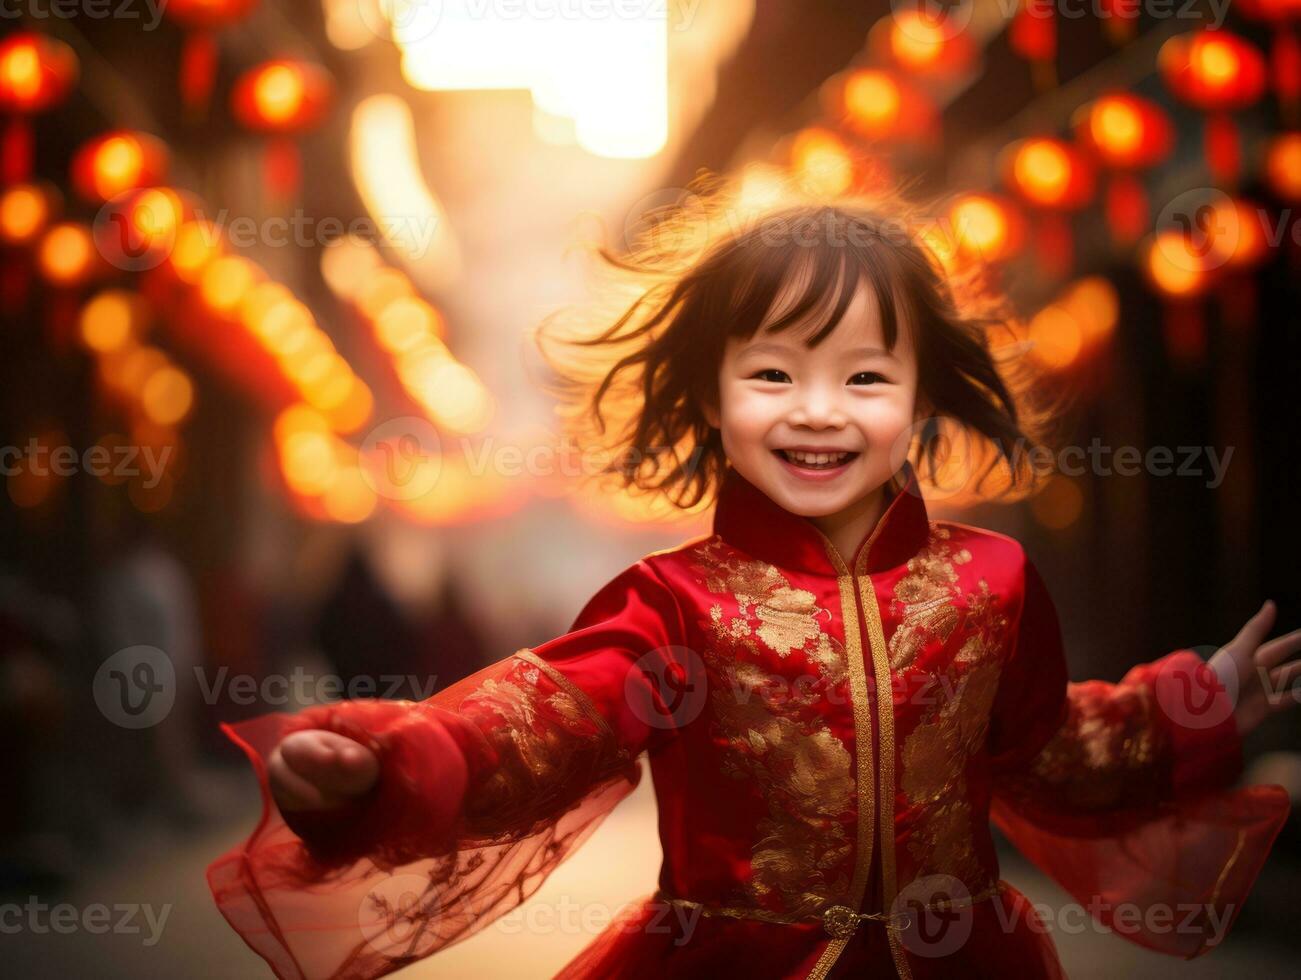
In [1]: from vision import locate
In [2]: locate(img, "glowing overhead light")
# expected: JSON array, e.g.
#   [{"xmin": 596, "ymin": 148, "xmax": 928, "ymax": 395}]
[
  {"xmin": 38, "ymin": 222, "xmax": 95, "ymax": 286},
  {"xmin": 141, "ymin": 366, "xmax": 195, "ymax": 426},
  {"xmin": 1145, "ymin": 229, "xmax": 1211, "ymax": 297},
  {"xmin": 0, "ymin": 183, "xmax": 51, "ymax": 244},
  {"xmin": 320, "ymin": 234, "xmax": 382, "ymax": 299},
  {"xmin": 355, "ymin": 263, "xmax": 413, "ymax": 320},
  {"xmin": 420, "ymin": 361, "xmax": 494, "ymax": 434},
  {"xmin": 948, "ymin": 194, "xmax": 1023, "ymax": 263},
  {"xmin": 167, "ymin": 220, "xmax": 221, "ymax": 282},
  {"xmin": 322, "ymin": 0, "xmax": 379, "ymax": 51},
  {"xmin": 843, "ymin": 70, "xmax": 901, "ymax": 133},
  {"xmin": 71, "ymin": 131, "xmax": 169, "ymax": 203},
  {"xmin": 791, "ymin": 128, "xmax": 854, "ymax": 197},
  {"xmin": 1264, "ymin": 132, "xmax": 1301, "ymax": 202},
  {"xmin": 386, "ymin": 1, "xmax": 669, "ymax": 158},
  {"xmin": 350, "ymin": 95, "xmax": 460, "ymax": 286},
  {"xmin": 80, "ymin": 290, "xmax": 145, "ymax": 353},
  {"xmin": 200, "ymin": 255, "xmax": 260, "ymax": 312}
]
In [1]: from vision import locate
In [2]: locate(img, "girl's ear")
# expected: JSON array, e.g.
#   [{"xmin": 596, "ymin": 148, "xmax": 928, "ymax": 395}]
[{"xmin": 702, "ymin": 390, "xmax": 720, "ymax": 429}]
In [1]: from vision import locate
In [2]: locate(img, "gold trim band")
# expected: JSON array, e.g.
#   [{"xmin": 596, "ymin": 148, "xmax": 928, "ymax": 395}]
[
  {"xmin": 512, "ymin": 648, "xmax": 631, "ymax": 764},
  {"xmin": 654, "ymin": 881, "xmax": 1006, "ymax": 937}
]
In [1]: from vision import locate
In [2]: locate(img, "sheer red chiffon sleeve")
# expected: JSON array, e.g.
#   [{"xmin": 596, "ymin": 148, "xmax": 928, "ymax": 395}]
[
  {"xmin": 207, "ymin": 559, "xmax": 685, "ymax": 980},
  {"xmin": 987, "ymin": 557, "xmax": 1291, "ymax": 958}
]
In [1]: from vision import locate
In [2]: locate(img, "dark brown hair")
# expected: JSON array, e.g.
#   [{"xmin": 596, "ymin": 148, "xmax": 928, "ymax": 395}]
[{"xmin": 533, "ymin": 172, "xmax": 1063, "ymax": 511}]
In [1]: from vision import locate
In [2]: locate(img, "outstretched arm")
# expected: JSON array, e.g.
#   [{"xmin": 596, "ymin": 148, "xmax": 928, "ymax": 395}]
[
  {"xmin": 207, "ymin": 558, "xmax": 686, "ymax": 980},
  {"xmin": 987, "ymin": 556, "xmax": 1292, "ymax": 958}
]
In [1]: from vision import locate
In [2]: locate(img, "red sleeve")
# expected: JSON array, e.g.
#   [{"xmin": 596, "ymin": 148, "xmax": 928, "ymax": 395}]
[
  {"xmin": 206, "ymin": 558, "xmax": 685, "ymax": 980},
  {"xmin": 987, "ymin": 556, "xmax": 1291, "ymax": 958}
]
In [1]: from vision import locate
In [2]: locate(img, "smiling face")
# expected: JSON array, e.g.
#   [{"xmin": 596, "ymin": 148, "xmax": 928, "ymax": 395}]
[{"xmin": 702, "ymin": 264, "xmax": 924, "ymax": 529}]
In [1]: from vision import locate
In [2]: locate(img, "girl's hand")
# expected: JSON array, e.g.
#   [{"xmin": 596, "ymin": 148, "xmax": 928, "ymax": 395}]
[
  {"xmin": 1210, "ymin": 600, "xmax": 1301, "ymax": 738},
  {"xmin": 269, "ymin": 729, "xmax": 380, "ymax": 814}
]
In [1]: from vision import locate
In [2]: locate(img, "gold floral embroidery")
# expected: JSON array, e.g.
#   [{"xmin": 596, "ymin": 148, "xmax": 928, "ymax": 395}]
[
  {"xmin": 1012, "ymin": 680, "xmax": 1167, "ymax": 810},
  {"xmin": 697, "ymin": 539, "xmax": 827, "ymax": 658},
  {"xmin": 456, "ymin": 658, "xmax": 625, "ymax": 837},
  {"xmin": 896, "ymin": 543, "xmax": 1009, "ymax": 887},
  {"xmin": 888, "ymin": 525, "xmax": 973, "ymax": 672},
  {"xmin": 690, "ymin": 538, "xmax": 854, "ymax": 918}
]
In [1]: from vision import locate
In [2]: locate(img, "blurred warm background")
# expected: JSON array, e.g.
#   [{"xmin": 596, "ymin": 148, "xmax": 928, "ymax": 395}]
[{"xmin": 0, "ymin": 1, "xmax": 1297, "ymax": 977}]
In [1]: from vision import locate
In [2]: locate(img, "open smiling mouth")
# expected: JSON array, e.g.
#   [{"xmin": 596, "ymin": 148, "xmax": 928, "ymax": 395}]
[{"xmin": 773, "ymin": 449, "xmax": 860, "ymax": 472}]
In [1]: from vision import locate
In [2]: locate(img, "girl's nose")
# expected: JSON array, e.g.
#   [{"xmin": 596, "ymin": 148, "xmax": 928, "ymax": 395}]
[{"xmin": 788, "ymin": 389, "xmax": 847, "ymax": 429}]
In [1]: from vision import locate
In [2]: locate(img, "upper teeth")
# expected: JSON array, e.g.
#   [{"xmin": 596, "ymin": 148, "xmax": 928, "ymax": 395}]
[{"xmin": 786, "ymin": 450, "xmax": 849, "ymax": 465}]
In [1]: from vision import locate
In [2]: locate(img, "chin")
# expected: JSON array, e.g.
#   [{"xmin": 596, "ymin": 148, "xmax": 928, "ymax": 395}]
[{"xmin": 761, "ymin": 478, "xmax": 857, "ymax": 518}]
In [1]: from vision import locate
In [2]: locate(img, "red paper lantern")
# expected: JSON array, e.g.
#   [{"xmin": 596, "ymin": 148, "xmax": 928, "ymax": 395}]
[
  {"xmin": 1010, "ymin": 0, "xmax": 1057, "ymax": 90},
  {"xmin": 1073, "ymin": 93, "xmax": 1173, "ymax": 245},
  {"xmin": 866, "ymin": 10, "xmax": 976, "ymax": 78},
  {"xmin": 1160, "ymin": 30, "xmax": 1267, "ymax": 186},
  {"xmin": 231, "ymin": 60, "xmax": 333, "ymax": 133},
  {"xmin": 946, "ymin": 193, "xmax": 1026, "ymax": 265},
  {"xmin": 1000, "ymin": 138, "xmax": 1094, "ymax": 279},
  {"xmin": 1159, "ymin": 30, "xmax": 1267, "ymax": 111},
  {"xmin": 1236, "ymin": 0, "xmax": 1301, "ymax": 123},
  {"xmin": 840, "ymin": 69, "xmax": 936, "ymax": 144},
  {"xmin": 0, "ymin": 33, "xmax": 78, "ymax": 183},
  {"xmin": 165, "ymin": 0, "xmax": 260, "ymax": 114},
  {"xmin": 92, "ymin": 186, "xmax": 194, "ymax": 274},
  {"xmin": 1263, "ymin": 131, "xmax": 1301, "ymax": 201},
  {"xmin": 230, "ymin": 60, "xmax": 334, "ymax": 199},
  {"xmin": 1074, "ymin": 93, "xmax": 1173, "ymax": 170},
  {"xmin": 1002, "ymin": 138, "xmax": 1095, "ymax": 210},
  {"xmin": 70, "ymin": 131, "xmax": 169, "ymax": 203},
  {"xmin": 0, "ymin": 181, "xmax": 58, "ymax": 245}
]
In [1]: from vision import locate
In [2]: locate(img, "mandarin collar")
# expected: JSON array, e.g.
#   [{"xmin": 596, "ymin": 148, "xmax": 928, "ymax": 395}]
[{"xmin": 711, "ymin": 458, "xmax": 930, "ymax": 577}]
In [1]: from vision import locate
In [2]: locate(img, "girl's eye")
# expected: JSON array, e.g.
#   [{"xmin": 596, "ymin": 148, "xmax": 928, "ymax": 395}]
[
  {"xmin": 848, "ymin": 371, "xmax": 886, "ymax": 386},
  {"xmin": 752, "ymin": 369, "xmax": 791, "ymax": 383}
]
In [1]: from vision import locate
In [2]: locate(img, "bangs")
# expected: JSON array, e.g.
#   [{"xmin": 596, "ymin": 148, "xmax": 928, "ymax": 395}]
[{"xmin": 717, "ymin": 210, "xmax": 911, "ymax": 352}]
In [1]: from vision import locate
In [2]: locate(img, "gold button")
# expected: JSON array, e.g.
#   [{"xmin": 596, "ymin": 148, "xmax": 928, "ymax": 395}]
[{"xmin": 821, "ymin": 905, "xmax": 860, "ymax": 939}]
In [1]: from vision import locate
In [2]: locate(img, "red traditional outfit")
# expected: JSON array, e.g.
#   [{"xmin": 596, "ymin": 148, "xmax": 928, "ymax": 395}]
[{"xmin": 208, "ymin": 460, "xmax": 1290, "ymax": 979}]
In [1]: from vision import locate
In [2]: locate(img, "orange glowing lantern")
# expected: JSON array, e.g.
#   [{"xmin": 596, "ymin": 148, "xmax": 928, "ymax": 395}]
[
  {"xmin": 1001, "ymin": 138, "xmax": 1094, "ymax": 278},
  {"xmin": 841, "ymin": 69, "xmax": 936, "ymax": 144},
  {"xmin": 70, "ymin": 131, "xmax": 170, "ymax": 204},
  {"xmin": 230, "ymin": 60, "xmax": 335, "ymax": 199},
  {"xmin": 38, "ymin": 222, "xmax": 98, "ymax": 288},
  {"xmin": 789, "ymin": 127, "xmax": 855, "ymax": 197},
  {"xmin": 1143, "ymin": 228, "xmax": 1218, "ymax": 366},
  {"xmin": 867, "ymin": 9, "xmax": 975, "ymax": 78},
  {"xmin": 0, "ymin": 181, "xmax": 57, "ymax": 246},
  {"xmin": 1159, "ymin": 30, "xmax": 1267, "ymax": 186},
  {"xmin": 92, "ymin": 186, "xmax": 190, "ymax": 274},
  {"xmin": 1263, "ymin": 131, "xmax": 1301, "ymax": 201},
  {"xmin": 0, "ymin": 33, "xmax": 78, "ymax": 183},
  {"xmin": 1073, "ymin": 93, "xmax": 1173, "ymax": 246},
  {"xmin": 1003, "ymin": 138, "xmax": 1095, "ymax": 209},
  {"xmin": 165, "ymin": 0, "xmax": 260, "ymax": 114},
  {"xmin": 947, "ymin": 193, "xmax": 1026, "ymax": 265}
]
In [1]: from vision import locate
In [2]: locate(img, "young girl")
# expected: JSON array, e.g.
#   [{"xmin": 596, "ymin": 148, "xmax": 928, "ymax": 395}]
[{"xmin": 208, "ymin": 184, "xmax": 1298, "ymax": 980}]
